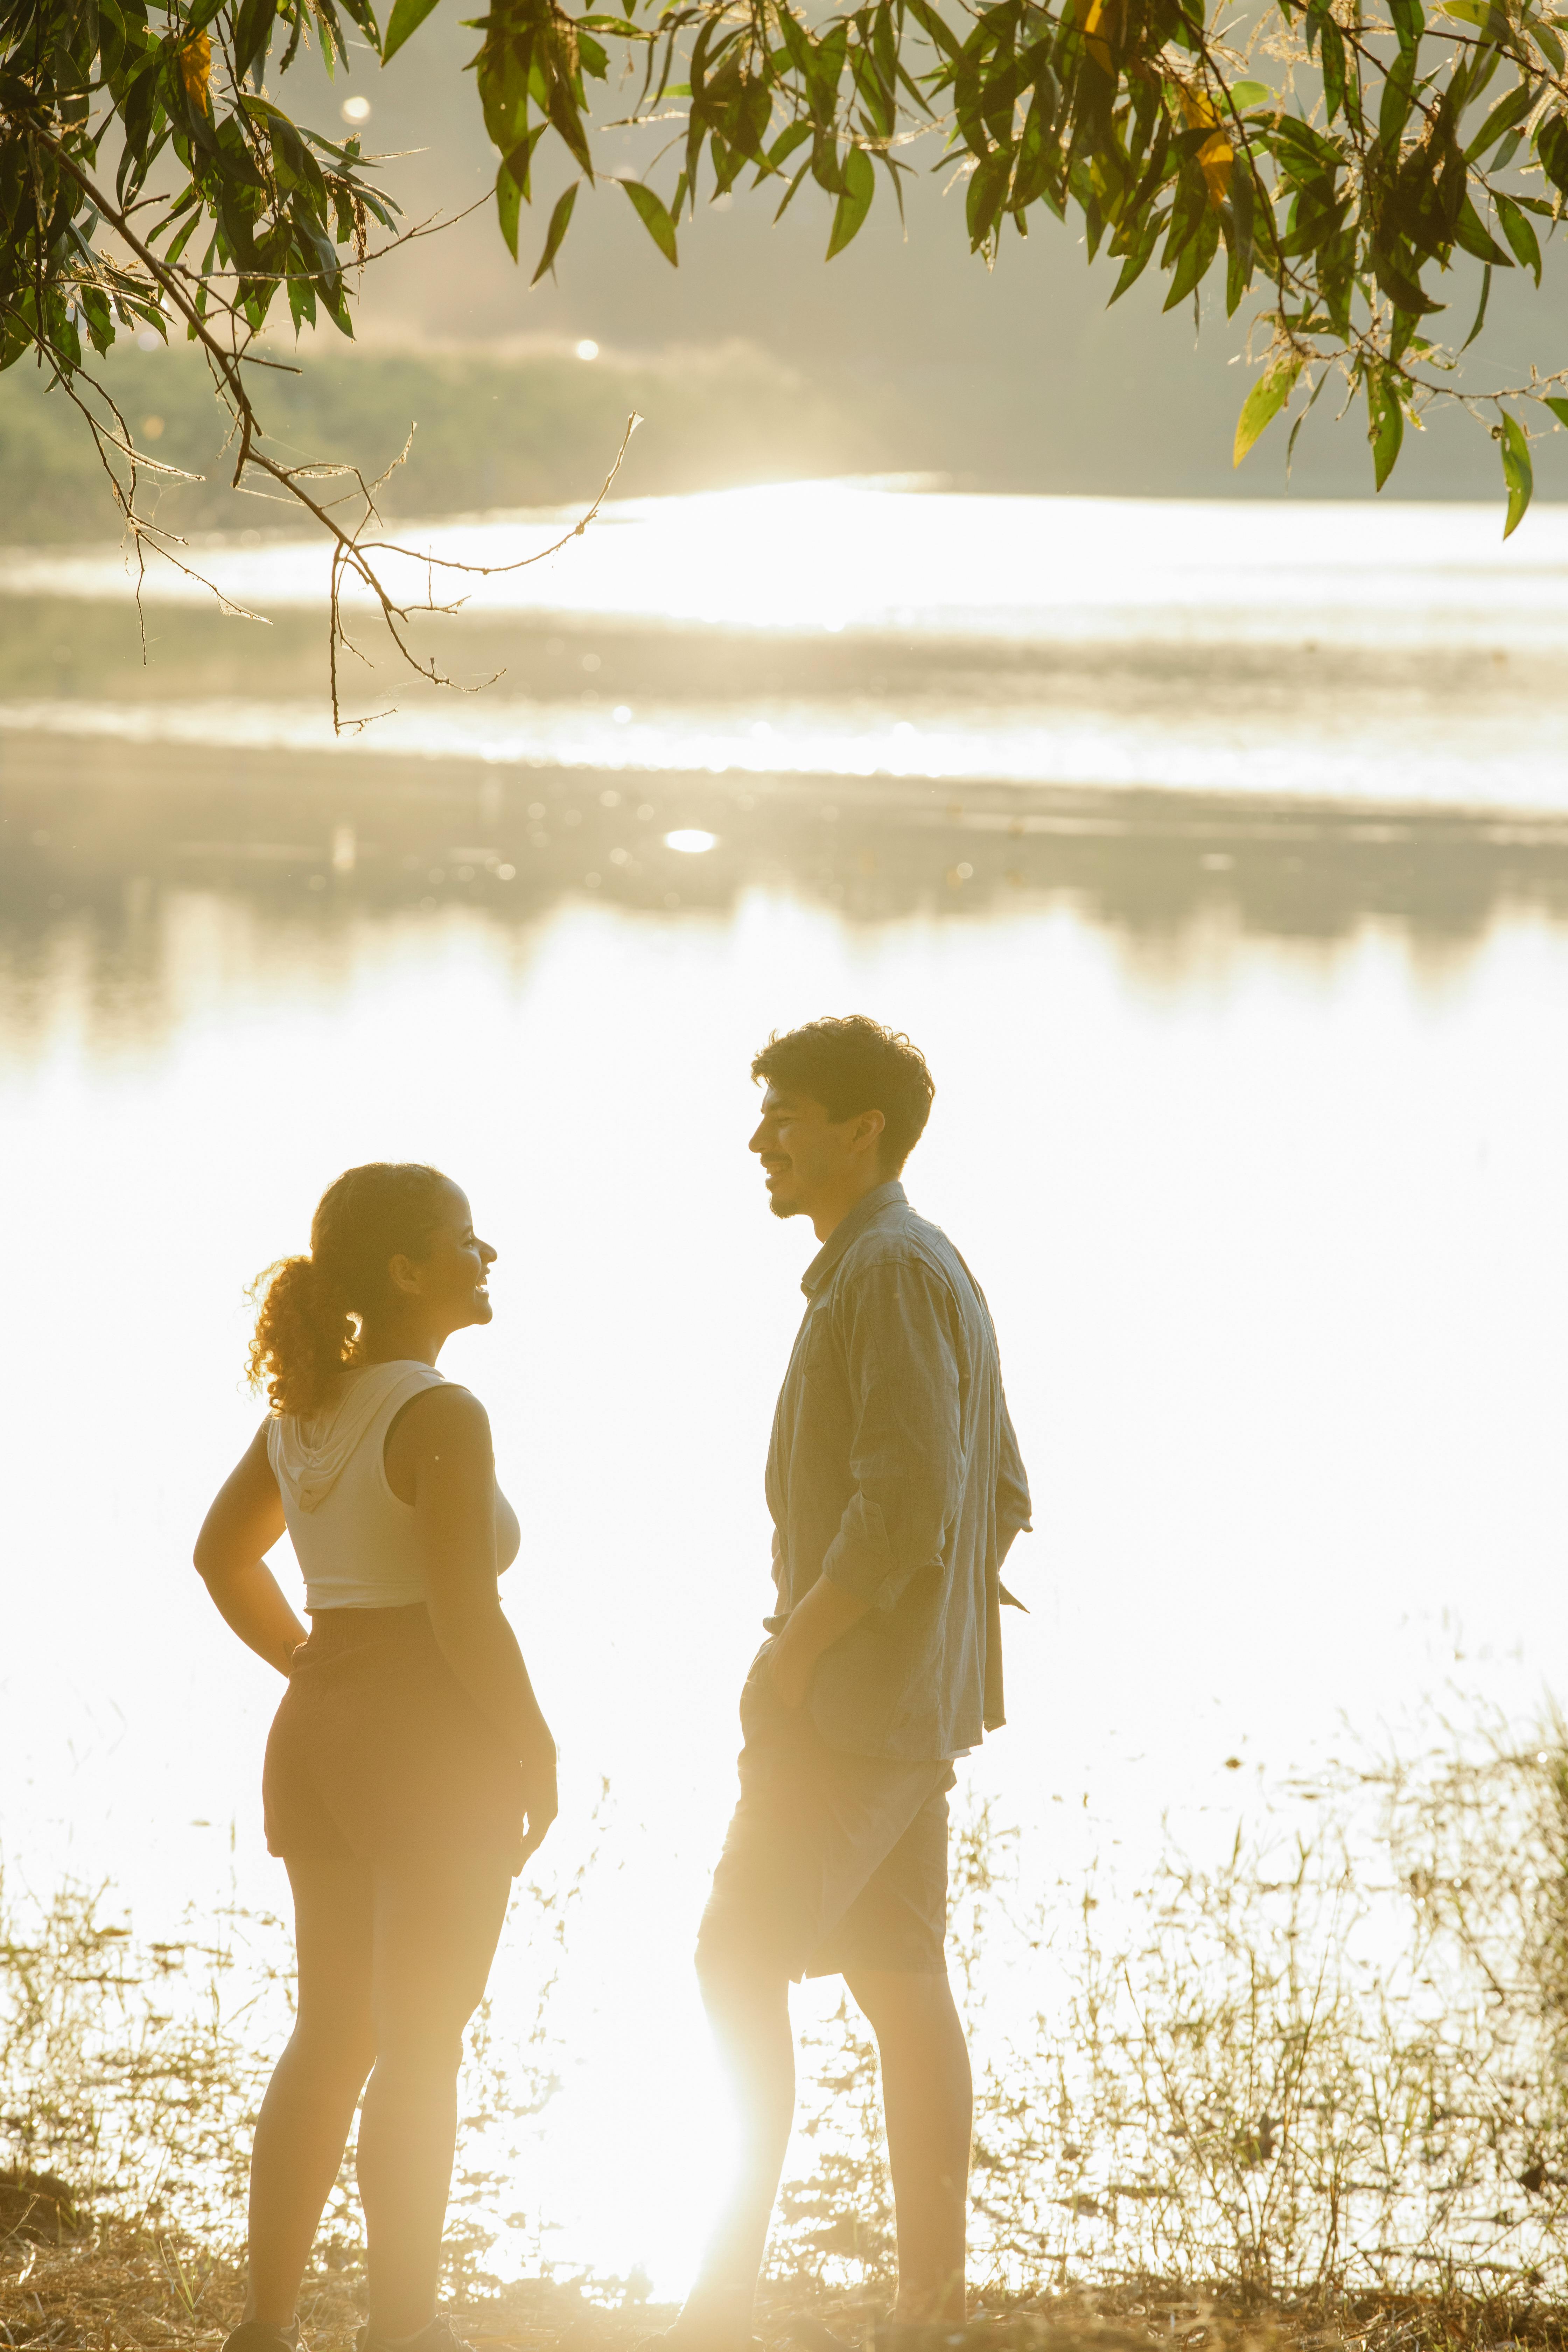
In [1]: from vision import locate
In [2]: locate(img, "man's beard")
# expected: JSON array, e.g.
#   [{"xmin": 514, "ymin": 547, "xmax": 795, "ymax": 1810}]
[{"xmin": 768, "ymin": 1192, "xmax": 803, "ymax": 1220}]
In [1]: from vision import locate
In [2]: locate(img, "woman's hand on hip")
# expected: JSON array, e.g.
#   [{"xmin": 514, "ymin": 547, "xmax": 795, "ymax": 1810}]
[{"xmin": 518, "ymin": 1740, "xmax": 559, "ymax": 1865}]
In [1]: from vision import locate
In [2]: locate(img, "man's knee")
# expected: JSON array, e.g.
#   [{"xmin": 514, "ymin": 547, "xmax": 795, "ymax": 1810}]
[
  {"xmin": 695, "ymin": 1909, "xmax": 790, "ymax": 2011},
  {"xmin": 847, "ymin": 1964, "xmax": 960, "ymax": 2040}
]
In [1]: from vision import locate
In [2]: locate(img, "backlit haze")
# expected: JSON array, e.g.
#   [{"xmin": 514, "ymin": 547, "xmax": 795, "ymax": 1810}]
[{"xmin": 5, "ymin": 16, "xmax": 1568, "ymax": 2300}]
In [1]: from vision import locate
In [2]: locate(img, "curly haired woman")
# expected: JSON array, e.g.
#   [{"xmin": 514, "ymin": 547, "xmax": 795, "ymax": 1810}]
[{"xmin": 194, "ymin": 1162, "xmax": 557, "ymax": 2352}]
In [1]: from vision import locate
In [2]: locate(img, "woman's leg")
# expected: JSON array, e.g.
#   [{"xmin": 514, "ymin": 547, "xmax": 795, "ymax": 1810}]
[
  {"xmin": 246, "ymin": 1848, "xmax": 378, "ymax": 2325},
  {"xmin": 356, "ymin": 1848, "xmax": 513, "ymax": 2339}
]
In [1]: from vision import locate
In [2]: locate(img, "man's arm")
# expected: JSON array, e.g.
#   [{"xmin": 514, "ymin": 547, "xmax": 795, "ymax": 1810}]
[
  {"xmin": 820, "ymin": 1254, "xmax": 965, "ymax": 1611},
  {"xmin": 768, "ymin": 1573, "xmax": 869, "ymax": 1707},
  {"xmin": 996, "ymin": 1390, "xmax": 1033, "ymax": 1606},
  {"xmin": 771, "ymin": 1254, "xmax": 965, "ymax": 1706},
  {"xmin": 193, "ymin": 1421, "xmax": 306, "ymax": 1675}
]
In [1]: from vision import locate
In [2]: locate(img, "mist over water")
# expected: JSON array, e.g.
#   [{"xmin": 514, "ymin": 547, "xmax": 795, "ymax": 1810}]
[{"xmin": 5, "ymin": 482, "xmax": 1568, "ymax": 2286}]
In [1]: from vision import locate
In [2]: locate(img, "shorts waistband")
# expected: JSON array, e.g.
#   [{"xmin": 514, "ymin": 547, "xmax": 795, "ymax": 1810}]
[{"xmin": 298, "ymin": 1603, "xmax": 430, "ymax": 1655}]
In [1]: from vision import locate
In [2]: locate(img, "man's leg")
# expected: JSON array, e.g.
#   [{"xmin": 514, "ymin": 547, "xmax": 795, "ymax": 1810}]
[
  {"xmin": 681, "ymin": 1932, "xmax": 797, "ymax": 2346},
  {"xmin": 845, "ymin": 1968, "xmax": 972, "ymax": 2325}
]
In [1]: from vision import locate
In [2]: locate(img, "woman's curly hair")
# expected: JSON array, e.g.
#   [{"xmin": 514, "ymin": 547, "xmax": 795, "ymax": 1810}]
[{"xmin": 248, "ymin": 1162, "xmax": 452, "ymax": 1418}]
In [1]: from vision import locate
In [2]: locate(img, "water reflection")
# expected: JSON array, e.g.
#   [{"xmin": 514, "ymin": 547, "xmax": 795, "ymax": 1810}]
[{"xmin": 8, "ymin": 733, "xmax": 1568, "ymax": 1006}]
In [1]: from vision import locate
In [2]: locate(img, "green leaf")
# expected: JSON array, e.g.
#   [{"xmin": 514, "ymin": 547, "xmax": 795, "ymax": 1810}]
[
  {"xmin": 827, "ymin": 141, "xmax": 875, "ymax": 257},
  {"xmin": 495, "ymin": 155, "xmax": 523, "ymax": 260},
  {"xmin": 1379, "ymin": 48, "xmax": 1418, "ymax": 146},
  {"xmin": 962, "ymin": 148, "xmax": 1009, "ymax": 253},
  {"xmin": 1454, "ymin": 196, "xmax": 1513, "ymax": 267},
  {"xmin": 1546, "ymin": 397, "xmax": 1568, "ymax": 427},
  {"xmin": 1373, "ymin": 253, "xmax": 1443, "ymax": 315},
  {"xmin": 1495, "ymin": 189, "xmax": 1543, "ymax": 282},
  {"xmin": 531, "ymin": 179, "xmax": 578, "ymax": 282},
  {"xmin": 1499, "ymin": 410, "xmax": 1533, "ymax": 536},
  {"xmin": 1541, "ymin": 112, "xmax": 1568, "ymax": 195},
  {"xmin": 382, "ymin": 0, "xmax": 439, "ymax": 62},
  {"xmin": 1233, "ymin": 357, "xmax": 1303, "ymax": 467},
  {"xmin": 1465, "ymin": 80, "xmax": 1534, "ymax": 160},
  {"xmin": 1228, "ymin": 77, "xmax": 1271, "ymax": 107},
  {"xmin": 619, "ymin": 176, "xmax": 678, "ymax": 265},
  {"xmin": 1163, "ymin": 205, "xmax": 1219, "ymax": 310},
  {"xmin": 232, "ymin": 0, "xmax": 276, "ymax": 85},
  {"xmin": 1285, "ymin": 363, "xmax": 1330, "ymax": 476},
  {"xmin": 1462, "ymin": 261, "xmax": 1492, "ymax": 350},
  {"xmin": 1389, "ymin": 0, "xmax": 1425, "ymax": 44},
  {"xmin": 1319, "ymin": 22, "xmax": 1350, "ymax": 124},
  {"xmin": 1366, "ymin": 364, "xmax": 1404, "ymax": 491}
]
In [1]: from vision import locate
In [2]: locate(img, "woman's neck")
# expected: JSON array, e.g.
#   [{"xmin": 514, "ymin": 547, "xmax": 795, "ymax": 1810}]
[{"xmin": 356, "ymin": 1317, "xmax": 443, "ymax": 1370}]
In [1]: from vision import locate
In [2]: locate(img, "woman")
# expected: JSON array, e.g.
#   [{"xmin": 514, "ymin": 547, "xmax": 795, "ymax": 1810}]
[{"xmin": 194, "ymin": 1161, "xmax": 557, "ymax": 2352}]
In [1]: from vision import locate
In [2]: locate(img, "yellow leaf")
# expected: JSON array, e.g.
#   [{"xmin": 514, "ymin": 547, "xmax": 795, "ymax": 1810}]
[
  {"xmin": 1198, "ymin": 128, "xmax": 1233, "ymax": 204},
  {"xmin": 179, "ymin": 29, "xmax": 212, "ymax": 108},
  {"xmin": 1175, "ymin": 84, "xmax": 1232, "ymax": 204},
  {"xmin": 1080, "ymin": 0, "xmax": 1119, "ymax": 74}
]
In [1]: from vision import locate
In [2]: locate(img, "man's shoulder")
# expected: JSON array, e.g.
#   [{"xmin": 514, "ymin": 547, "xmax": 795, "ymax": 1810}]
[{"xmin": 834, "ymin": 1201, "xmax": 965, "ymax": 1291}]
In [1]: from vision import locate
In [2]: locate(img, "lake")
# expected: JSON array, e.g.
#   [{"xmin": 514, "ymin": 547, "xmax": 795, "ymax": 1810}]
[{"xmin": 4, "ymin": 482, "xmax": 1568, "ymax": 2293}]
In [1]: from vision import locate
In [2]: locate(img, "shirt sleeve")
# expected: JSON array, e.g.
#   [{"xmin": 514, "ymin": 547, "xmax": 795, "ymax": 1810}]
[
  {"xmin": 997, "ymin": 1392, "xmax": 1032, "ymax": 1563},
  {"xmin": 821, "ymin": 1253, "xmax": 964, "ymax": 1614}
]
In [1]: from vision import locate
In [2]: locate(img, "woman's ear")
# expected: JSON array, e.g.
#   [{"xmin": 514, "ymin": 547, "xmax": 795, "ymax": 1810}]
[{"xmin": 387, "ymin": 1252, "xmax": 421, "ymax": 1298}]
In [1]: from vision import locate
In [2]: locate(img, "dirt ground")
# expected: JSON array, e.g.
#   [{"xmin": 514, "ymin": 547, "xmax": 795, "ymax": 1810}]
[{"xmin": 6, "ymin": 2207, "xmax": 1568, "ymax": 2352}]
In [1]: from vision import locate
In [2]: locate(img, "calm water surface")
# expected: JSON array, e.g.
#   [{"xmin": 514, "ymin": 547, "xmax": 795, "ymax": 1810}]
[{"xmin": 5, "ymin": 486, "xmax": 1568, "ymax": 2286}]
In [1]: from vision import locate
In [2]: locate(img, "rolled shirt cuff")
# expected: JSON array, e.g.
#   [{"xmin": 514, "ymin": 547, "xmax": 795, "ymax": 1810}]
[{"xmin": 823, "ymin": 1531, "xmax": 918, "ymax": 1612}]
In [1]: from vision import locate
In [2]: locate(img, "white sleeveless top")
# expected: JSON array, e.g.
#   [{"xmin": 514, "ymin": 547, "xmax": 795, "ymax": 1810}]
[{"xmin": 268, "ymin": 1359, "xmax": 449, "ymax": 1611}]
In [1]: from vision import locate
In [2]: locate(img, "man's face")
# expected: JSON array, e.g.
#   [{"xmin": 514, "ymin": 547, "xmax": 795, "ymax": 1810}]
[{"xmin": 749, "ymin": 1084, "xmax": 858, "ymax": 1220}]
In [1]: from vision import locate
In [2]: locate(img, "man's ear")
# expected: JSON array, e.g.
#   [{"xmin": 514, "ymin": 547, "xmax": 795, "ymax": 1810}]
[{"xmin": 852, "ymin": 1107, "xmax": 887, "ymax": 1159}]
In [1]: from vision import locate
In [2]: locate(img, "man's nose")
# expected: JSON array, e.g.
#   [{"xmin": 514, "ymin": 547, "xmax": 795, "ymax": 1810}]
[{"xmin": 748, "ymin": 1124, "xmax": 767, "ymax": 1155}]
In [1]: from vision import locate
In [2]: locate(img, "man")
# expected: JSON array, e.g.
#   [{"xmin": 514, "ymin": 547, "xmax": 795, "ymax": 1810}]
[{"xmin": 672, "ymin": 1015, "xmax": 1032, "ymax": 2352}]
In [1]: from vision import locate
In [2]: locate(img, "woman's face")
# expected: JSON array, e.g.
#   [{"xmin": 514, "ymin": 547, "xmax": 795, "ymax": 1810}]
[{"xmin": 398, "ymin": 1180, "xmax": 498, "ymax": 1335}]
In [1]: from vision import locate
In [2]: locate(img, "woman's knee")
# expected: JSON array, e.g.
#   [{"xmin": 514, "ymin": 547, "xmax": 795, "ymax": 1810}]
[
  {"xmin": 366, "ymin": 2016, "xmax": 468, "ymax": 2094},
  {"xmin": 275, "ymin": 2016, "xmax": 377, "ymax": 2099}
]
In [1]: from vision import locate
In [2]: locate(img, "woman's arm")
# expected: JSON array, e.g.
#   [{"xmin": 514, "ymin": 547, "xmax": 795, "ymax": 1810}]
[
  {"xmin": 396, "ymin": 1387, "xmax": 558, "ymax": 1862},
  {"xmin": 495, "ymin": 1482, "xmax": 521, "ymax": 1574},
  {"xmin": 193, "ymin": 1421, "xmax": 306, "ymax": 1676}
]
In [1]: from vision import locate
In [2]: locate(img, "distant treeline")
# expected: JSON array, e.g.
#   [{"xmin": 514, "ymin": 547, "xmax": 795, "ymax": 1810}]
[{"xmin": 0, "ymin": 339, "xmax": 886, "ymax": 543}]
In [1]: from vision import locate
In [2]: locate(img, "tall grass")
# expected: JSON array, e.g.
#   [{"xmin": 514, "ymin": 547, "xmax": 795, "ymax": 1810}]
[
  {"xmin": 771, "ymin": 1721, "xmax": 1568, "ymax": 2307},
  {"xmin": 7, "ymin": 1727, "xmax": 1568, "ymax": 2313}
]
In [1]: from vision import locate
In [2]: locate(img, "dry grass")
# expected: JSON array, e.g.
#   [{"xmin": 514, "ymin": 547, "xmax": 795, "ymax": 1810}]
[
  {"xmin": 0, "ymin": 2218, "xmax": 686, "ymax": 2352},
  {"xmin": 13, "ymin": 2231, "xmax": 1568, "ymax": 2352},
  {"xmin": 8, "ymin": 1717, "xmax": 1568, "ymax": 2347}
]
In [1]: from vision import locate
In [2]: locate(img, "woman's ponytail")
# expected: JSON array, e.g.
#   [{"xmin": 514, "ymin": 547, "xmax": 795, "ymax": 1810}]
[
  {"xmin": 247, "ymin": 1253, "xmax": 353, "ymax": 1417},
  {"xmin": 246, "ymin": 1162, "xmax": 449, "ymax": 1418}
]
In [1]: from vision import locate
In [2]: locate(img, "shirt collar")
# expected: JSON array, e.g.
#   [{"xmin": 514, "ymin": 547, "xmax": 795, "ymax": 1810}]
[{"xmin": 801, "ymin": 1180, "xmax": 908, "ymax": 1297}]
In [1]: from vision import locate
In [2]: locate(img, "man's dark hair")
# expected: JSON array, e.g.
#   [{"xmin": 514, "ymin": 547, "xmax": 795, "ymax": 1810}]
[{"xmin": 751, "ymin": 1016, "xmax": 935, "ymax": 1175}]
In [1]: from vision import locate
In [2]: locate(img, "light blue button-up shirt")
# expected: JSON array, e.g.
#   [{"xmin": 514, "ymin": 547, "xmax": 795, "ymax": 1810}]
[{"xmin": 763, "ymin": 1181, "xmax": 1032, "ymax": 1760}]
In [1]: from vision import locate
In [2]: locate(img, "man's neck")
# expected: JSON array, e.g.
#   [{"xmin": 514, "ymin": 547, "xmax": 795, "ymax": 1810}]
[{"xmin": 809, "ymin": 1170, "xmax": 889, "ymax": 1243}]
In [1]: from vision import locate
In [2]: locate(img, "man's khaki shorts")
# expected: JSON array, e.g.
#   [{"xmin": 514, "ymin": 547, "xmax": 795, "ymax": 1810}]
[{"xmin": 696, "ymin": 1644, "xmax": 957, "ymax": 1982}]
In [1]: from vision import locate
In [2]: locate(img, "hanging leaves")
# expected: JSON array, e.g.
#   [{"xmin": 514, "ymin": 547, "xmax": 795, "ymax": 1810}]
[{"xmin": 6, "ymin": 0, "xmax": 1568, "ymax": 555}]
